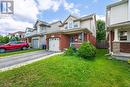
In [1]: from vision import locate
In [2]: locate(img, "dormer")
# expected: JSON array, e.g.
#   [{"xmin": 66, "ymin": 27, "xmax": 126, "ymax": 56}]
[
  {"xmin": 34, "ymin": 20, "xmax": 50, "ymax": 33},
  {"xmin": 61, "ymin": 15, "xmax": 80, "ymax": 29}
]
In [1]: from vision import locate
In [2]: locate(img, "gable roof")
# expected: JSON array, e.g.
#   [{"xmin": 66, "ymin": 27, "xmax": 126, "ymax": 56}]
[
  {"xmin": 75, "ymin": 14, "xmax": 95, "ymax": 21},
  {"xmin": 107, "ymin": 0, "xmax": 128, "ymax": 9},
  {"xmin": 60, "ymin": 14, "xmax": 95, "ymax": 27},
  {"xmin": 49, "ymin": 21, "xmax": 62, "ymax": 25},
  {"xmin": 62, "ymin": 15, "xmax": 78, "ymax": 24},
  {"xmin": 34, "ymin": 20, "xmax": 49, "ymax": 28}
]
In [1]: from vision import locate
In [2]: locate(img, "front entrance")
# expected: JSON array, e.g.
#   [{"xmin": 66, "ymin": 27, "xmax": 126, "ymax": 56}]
[{"xmin": 49, "ymin": 38, "xmax": 60, "ymax": 51}]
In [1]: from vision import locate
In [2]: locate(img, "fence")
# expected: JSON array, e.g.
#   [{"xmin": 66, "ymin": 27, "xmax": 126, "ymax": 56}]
[{"xmin": 96, "ymin": 40, "xmax": 108, "ymax": 49}]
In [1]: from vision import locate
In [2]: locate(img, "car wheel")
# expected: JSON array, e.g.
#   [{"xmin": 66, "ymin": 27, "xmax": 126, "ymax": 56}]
[
  {"xmin": 22, "ymin": 47, "xmax": 28, "ymax": 50},
  {"xmin": 0, "ymin": 49, "xmax": 6, "ymax": 53}
]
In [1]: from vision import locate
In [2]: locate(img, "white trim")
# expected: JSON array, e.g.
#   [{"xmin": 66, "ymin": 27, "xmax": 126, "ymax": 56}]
[
  {"xmin": 109, "ymin": 32, "xmax": 112, "ymax": 53},
  {"xmin": 114, "ymin": 29, "xmax": 119, "ymax": 41},
  {"xmin": 128, "ymin": 0, "xmax": 130, "ymax": 21},
  {"xmin": 113, "ymin": 41, "xmax": 130, "ymax": 43},
  {"xmin": 70, "ymin": 42, "xmax": 82, "ymax": 46}
]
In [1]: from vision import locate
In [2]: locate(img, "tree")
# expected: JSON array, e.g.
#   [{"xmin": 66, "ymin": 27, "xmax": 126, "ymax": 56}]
[
  {"xmin": 0, "ymin": 35, "xmax": 10, "ymax": 43},
  {"xmin": 96, "ymin": 20, "xmax": 106, "ymax": 42},
  {"xmin": 9, "ymin": 36, "xmax": 20, "ymax": 42}
]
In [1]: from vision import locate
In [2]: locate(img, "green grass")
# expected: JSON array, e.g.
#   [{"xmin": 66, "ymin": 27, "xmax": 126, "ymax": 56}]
[
  {"xmin": 0, "ymin": 49, "xmax": 42, "ymax": 57},
  {"xmin": 0, "ymin": 49, "xmax": 130, "ymax": 87}
]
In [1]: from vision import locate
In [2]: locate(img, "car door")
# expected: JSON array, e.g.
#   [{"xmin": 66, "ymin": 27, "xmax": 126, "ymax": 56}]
[
  {"xmin": 6, "ymin": 42, "xmax": 16, "ymax": 50},
  {"xmin": 14, "ymin": 42, "xmax": 22, "ymax": 49}
]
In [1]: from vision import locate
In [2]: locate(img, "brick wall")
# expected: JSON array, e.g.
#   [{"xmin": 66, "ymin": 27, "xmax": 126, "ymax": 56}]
[
  {"xmin": 60, "ymin": 34, "xmax": 70, "ymax": 51},
  {"xmin": 46, "ymin": 33, "xmax": 96, "ymax": 51},
  {"xmin": 46, "ymin": 34, "xmax": 70, "ymax": 51},
  {"xmin": 120, "ymin": 43, "xmax": 130, "ymax": 53},
  {"xmin": 85, "ymin": 33, "xmax": 96, "ymax": 46}
]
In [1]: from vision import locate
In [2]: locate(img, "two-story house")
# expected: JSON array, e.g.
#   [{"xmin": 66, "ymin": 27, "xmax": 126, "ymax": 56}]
[
  {"xmin": 46, "ymin": 14, "xmax": 96, "ymax": 51},
  {"xmin": 25, "ymin": 20, "xmax": 50, "ymax": 49},
  {"xmin": 106, "ymin": 0, "xmax": 130, "ymax": 54}
]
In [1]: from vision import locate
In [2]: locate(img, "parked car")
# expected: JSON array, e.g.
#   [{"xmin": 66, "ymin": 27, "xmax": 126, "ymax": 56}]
[{"xmin": 0, "ymin": 41, "xmax": 29, "ymax": 53}]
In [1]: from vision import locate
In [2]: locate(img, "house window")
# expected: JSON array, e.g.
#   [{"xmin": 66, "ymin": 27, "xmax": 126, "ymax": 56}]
[
  {"xmin": 78, "ymin": 33, "xmax": 82, "ymax": 41},
  {"xmin": 68, "ymin": 22, "xmax": 73, "ymax": 29},
  {"xmin": 70, "ymin": 36, "xmax": 75, "ymax": 43},
  {"xmin": 74, "ymin": 23, "xmax": 78, "ymax": 28},
  {"xmin": 119, "ymin": 31, "xmax": 127, "ymax": 41},
  {"xmin": 64, "ymin": 25, "xmax": 68, "ymax": 29}
]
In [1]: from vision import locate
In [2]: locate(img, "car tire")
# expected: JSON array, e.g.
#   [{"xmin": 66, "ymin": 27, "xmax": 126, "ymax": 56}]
[
  {"xmin": 22, "ymin": 47, "xmax": 28, "ymax": 50},
  {"xmin": 0, "ymin": 48, "xmax": 6, "ymax": 53}
]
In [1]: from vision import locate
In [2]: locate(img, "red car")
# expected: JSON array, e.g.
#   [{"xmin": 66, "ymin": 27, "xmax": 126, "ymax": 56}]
[{"xmin": 0, "ymin": 41, "xmax": 29, "ymax": 53}]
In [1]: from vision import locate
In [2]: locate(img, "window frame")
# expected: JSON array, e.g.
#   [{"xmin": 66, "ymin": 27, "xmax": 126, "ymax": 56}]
[{"xmin": 119, "ymin": 31, "xmax": 127, "ymax": 41}]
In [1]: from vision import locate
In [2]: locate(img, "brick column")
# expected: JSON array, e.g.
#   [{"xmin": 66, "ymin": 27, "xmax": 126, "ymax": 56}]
[{"xmin": 113, "ymin": 42, "xmax": 120, "ymax": 54}]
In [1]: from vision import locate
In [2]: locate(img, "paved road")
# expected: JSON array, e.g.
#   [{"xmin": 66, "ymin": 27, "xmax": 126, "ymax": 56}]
[{"xmin": 0, "ymin": 51, "xmax": 55, "ymax": 69}]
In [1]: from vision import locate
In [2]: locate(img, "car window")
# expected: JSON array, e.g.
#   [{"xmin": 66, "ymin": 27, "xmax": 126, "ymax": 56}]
[
  {"xmin": 15, "ymin": 42, "xmax": 23, "ymax": 44},
  {"xmin": 9, "ymin": 42, "xmax": 16, "ymax": 44}
]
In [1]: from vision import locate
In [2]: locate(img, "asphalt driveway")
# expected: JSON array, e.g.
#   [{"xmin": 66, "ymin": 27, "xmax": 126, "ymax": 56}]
[{"xmin": 0, "ymin": 50, "xmax": 55, "ymax": 69}]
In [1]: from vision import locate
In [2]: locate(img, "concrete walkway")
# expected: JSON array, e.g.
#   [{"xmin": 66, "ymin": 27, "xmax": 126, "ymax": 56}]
[{"xmin": 0, "ymin": 51, "xmax": 55, "ymax": 70}]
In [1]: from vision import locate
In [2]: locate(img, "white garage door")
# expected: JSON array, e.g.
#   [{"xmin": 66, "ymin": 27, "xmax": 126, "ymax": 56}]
[
  {"xmin": 32, "ymin": 39, "xmax": 39, "ymax": 48},
  {"xmin": 49, "ymin": 38, "xmax": 60, "ymax": 51}
]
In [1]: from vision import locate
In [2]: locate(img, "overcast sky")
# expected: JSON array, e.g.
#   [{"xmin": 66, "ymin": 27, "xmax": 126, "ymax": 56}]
[{"xmin": 0, "ymin": 0, "xmax": 118, "ymax": 35}]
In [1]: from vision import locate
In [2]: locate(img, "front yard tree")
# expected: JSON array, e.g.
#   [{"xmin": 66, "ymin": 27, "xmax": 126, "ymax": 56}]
[
  {"xmin": 0, "ymin": 35, "xmax": 9, "ymax": 43},
  {"xmin": 9, "ymin": 36, "xmax": 20, "ymax": 42},
  {"xmin": 96, "ymin": 20, "xmax": 106, "ymax": 42}
]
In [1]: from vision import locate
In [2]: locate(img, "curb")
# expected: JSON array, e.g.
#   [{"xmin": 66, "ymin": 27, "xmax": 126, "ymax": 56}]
[{"xmin": 0, "ymin": 52, "xmax": 63, "ymax": 72}]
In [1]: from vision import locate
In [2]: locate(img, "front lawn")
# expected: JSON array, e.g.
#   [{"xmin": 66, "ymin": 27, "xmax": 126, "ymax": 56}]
[
  {"xmin": 0, "ymin": 49, "xmax": 42, "ymax": 57},
  {"xmin": 0, "ymin": 49, "xmax": 130, "ymax": 87}
]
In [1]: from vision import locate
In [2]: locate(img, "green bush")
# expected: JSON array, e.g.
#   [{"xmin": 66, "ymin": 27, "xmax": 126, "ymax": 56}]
[
  {"xmin": 77, "ymin": 42, "xmax": 96, "ymax": 59},
  {"xmin": 64, "ymin": 47, "xmax": 75, "ymax": 56}
]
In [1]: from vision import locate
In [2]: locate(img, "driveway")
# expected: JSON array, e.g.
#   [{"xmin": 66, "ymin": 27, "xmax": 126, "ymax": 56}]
[{"xmin": 0, "ymin": 50, "xmax": 55, "ymax": 69}]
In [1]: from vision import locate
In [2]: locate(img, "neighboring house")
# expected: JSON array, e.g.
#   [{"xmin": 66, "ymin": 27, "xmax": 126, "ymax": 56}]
[
  {"xmin": 24, "ymin": 20, "xmax": 50, "ymax": 49},
  {"xmin": 8, "ymin": 31, "xmax": 25, "ymax": 40},
  {"xmin": 106, "ymin": 0, "xmax": 130, "ymax": 54},
  {"xmin": 46, "ymin": 14, "xmax": 96, "ymax": 51}
]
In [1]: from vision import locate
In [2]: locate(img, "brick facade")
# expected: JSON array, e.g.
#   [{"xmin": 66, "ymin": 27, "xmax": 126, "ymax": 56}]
[
  {"xmin": 120, "ymin": 43, "xmax": 130, "ymax": 53},
  {"xmin": 109, "ymin": 31, "xmax": 130, "ymax": 53},
  {"xmin": 46, "ymin": 33, "xmax": 96, "ymax": 51},
  {"xmin": 46, "ymin": 34, "xmax": 70, "ymax": 51},
  {"xmin": 85, "ymin": 33, "xmax": 96, "ymax": 46}
]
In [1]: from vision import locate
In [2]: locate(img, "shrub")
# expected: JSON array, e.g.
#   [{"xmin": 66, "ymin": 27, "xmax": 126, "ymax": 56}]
[
  {"xmin": 64, "ymin": 47, "xmax": 76, "ymax": 56},
  {"xmin": 77, "ymin": 42, "xmax": 96, "ymax": 59}
]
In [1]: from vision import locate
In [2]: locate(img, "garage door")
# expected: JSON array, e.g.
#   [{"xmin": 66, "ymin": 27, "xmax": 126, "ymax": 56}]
[
  {"xmin": 32, "ymin": 39, "xmax": 39, "ymax": 48},
  {"xmin": 49, "ymin": 38, "xmax": 60, "ymax": 51}
]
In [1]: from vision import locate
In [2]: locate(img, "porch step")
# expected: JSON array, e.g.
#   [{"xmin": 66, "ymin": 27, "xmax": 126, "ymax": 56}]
[{"xmin": 112, "ymin": 54, "xmax": 130, "ymax": 61}]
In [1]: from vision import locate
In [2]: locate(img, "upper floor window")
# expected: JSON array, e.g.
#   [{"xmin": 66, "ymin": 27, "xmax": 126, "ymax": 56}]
[
  {"xmin": 119, "ymin": 31, "xmax": 127, "ymax": 41},
  {"xmin": 64, "ymin": 24, "xmax": 68, "ymax": 29},
  {"xmin": 74, "ymin": 22, "xmax": 79, "ymax": 28},
  {"xmin": 68, "ymin": 22, "xmax": 73, "ymax": 29}
]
